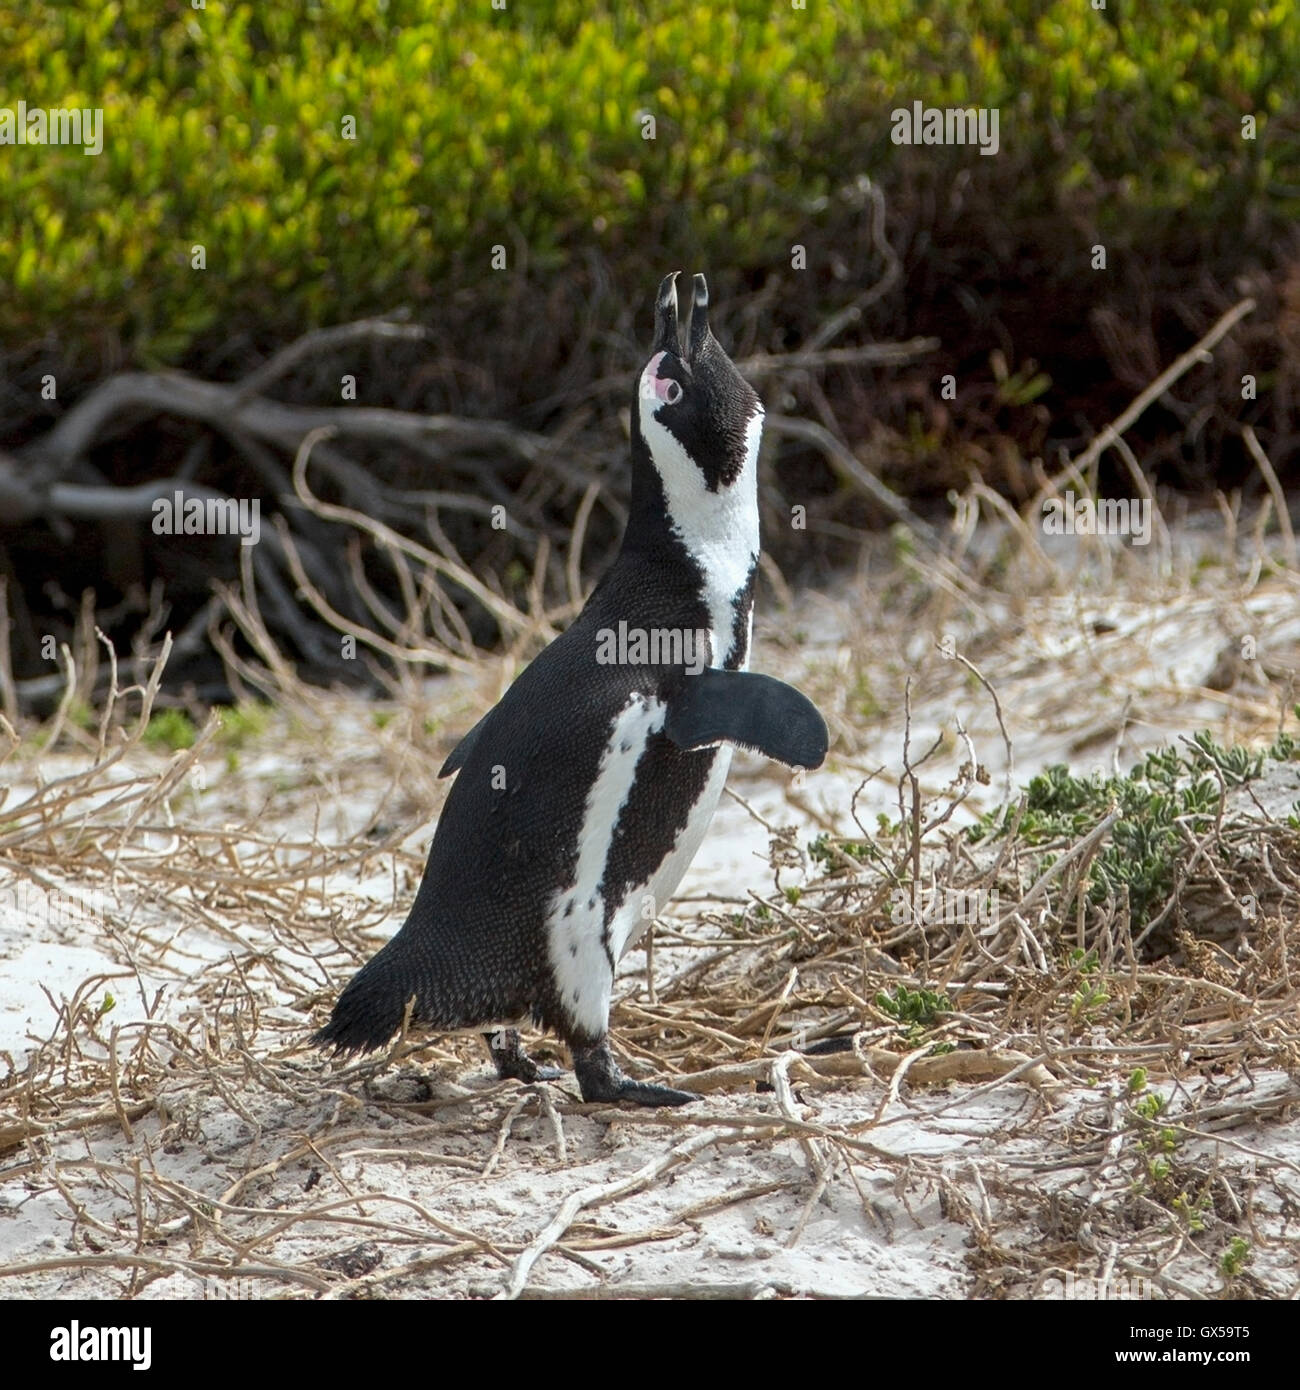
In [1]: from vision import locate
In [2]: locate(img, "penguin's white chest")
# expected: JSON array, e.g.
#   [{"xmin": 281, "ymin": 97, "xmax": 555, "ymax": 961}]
[
  {"xmin": 639, "ymin": 405, "xmax": 763, "ymax": 669},
  {"xmin": 545, "ymin": 693, "xmax": 732, "ymax": 1038}
]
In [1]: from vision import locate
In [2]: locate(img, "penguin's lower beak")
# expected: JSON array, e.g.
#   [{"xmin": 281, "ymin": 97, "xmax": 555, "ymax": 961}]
[{"xmin": 653, "ymin": 271, "xmax": 682, "ymax": 357}]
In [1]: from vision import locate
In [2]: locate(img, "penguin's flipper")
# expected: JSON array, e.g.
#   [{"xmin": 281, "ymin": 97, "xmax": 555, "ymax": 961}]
[
  {"xmin": 438, "ymin": 709, "xmax": 493, "ymax": 778},
  {"xmin": 664, "ymin": 669, "xmax": 829, "ymax": 770}
]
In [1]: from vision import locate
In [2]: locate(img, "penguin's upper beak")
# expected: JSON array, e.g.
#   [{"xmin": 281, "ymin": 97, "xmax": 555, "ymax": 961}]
[
  {"xmin": 686, "ymin": 273, "xmax": 711, "ymax": 362},
  {"xmin": 653, "ymin": 271, "xmax": 682, "ymax": 357}
]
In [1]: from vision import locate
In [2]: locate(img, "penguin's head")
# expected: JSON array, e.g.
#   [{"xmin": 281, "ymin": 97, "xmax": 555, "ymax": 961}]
[{"xmin": 634, "ymin": 271, "xmax": 764, "ymax": 496}]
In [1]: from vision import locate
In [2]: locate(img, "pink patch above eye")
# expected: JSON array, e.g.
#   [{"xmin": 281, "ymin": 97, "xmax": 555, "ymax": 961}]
[{"xmin": 640, "ymin": 351, "xmax": 681, "ymax": 404}]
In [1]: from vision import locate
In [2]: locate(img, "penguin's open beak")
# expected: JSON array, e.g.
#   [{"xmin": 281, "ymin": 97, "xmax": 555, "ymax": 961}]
[{"xmin": 653, "ymin": 271, "xmax": 682, "ymax": 357}]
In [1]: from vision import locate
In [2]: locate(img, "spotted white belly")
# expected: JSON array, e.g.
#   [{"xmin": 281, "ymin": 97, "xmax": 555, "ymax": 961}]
[{"xmin": 545, "ymin": 694, "xmax": 732, "ymax": 1038}]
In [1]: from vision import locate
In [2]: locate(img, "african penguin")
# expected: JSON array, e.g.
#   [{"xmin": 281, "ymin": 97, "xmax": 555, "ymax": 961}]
[{"xmin": 315, "ymin": 271, "xmax": 829, "ymax": 1105}]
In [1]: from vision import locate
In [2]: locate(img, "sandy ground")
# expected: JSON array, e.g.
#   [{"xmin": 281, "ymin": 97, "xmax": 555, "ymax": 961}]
[{"xmin": 2, "ymin": 529, "xmax": 1299, "ymax": 1299}]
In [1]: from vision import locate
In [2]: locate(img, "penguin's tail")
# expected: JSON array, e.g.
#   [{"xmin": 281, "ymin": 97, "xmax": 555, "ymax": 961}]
[{"xmin": 312, "ymin": 936, "xmax": 424, "ymax": 1054}]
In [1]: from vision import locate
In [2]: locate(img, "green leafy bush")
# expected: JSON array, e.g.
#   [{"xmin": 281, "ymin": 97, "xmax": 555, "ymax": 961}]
[
  {"xmin": 1, "ymin": 0, "xmax": 1294, "ymax": 367},
  {"xmin": 971, "ymin": 726, "xmax": 1300, "ymax": 928}
]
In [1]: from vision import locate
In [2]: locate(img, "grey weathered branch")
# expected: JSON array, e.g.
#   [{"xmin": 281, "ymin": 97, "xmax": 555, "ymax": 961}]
[
  {"xmin": 765, "ymin": 413, "xmax": 941, "ymax": 550},
  {"xmin": 27, "ymin": 372, "xmax": 558, "ymax": 485},
  {"xmin": 1070, "ymin": 298, "xmax": 1255, "ymax": 476},
  {"xmin": 739, "ymin": 337, "xmax": 939, "ymax": 378},
  {"xmin": 234, "ymin": 313, "xmax": 431, "ymax": 403}
]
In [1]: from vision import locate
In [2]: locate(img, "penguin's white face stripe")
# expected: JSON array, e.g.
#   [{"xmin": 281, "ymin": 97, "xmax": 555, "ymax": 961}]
[
  {"xmin": 641, "ymin": 350, "xmax": 677, "ymax": 402},
  {"xmin": 547, "ymin": 694, "xmax": 667, "ymax": 1038},
  {"xmin": 638, "ymin": 389, "xmax": 763, "ymax": 668}
]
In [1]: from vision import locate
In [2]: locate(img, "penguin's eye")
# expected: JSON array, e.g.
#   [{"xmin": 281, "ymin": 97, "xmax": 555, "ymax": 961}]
[{"xmin": 663, "ymin": 379, "xmax": 683, "ymax": 405}]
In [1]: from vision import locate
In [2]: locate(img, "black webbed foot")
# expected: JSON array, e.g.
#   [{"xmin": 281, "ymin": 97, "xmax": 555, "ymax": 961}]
[
  {"xmin": 571, "ymin": 1036, "xmax": 696, "ymax": 1107},
  {"xmin": 484, "ymin": 1028, "xmax": 564, "ymax": 1084},
  {"xmin": 799, "ymin": 1034, "xmax": 857, "ymax": 1056}
]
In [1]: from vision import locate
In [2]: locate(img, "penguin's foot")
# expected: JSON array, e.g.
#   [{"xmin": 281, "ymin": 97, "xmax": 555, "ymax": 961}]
[
  {"xmin": 571, "ymin": 1037, "xmax": 696, "ymax": 1107},
  {"xmin": 484, "ymin": 1029, "xmax": 564, "ymax": 1084},
  {"xmin": 799, "ymin": 1033, "xmax": 857, "ymax": 1056}
]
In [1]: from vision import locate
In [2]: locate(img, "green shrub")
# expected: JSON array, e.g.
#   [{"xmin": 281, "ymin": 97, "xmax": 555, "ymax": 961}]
[
  {"xmin": 142, "ymin": 708, "xmax": 198, "ymax": 750},
  {"xmin": 970, "ymin": 726, "xmax": 1300, "ymax": 929},
  {"xmin": 1, "ymin": 1, "xmax": 1294, "ymax": 368}
]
